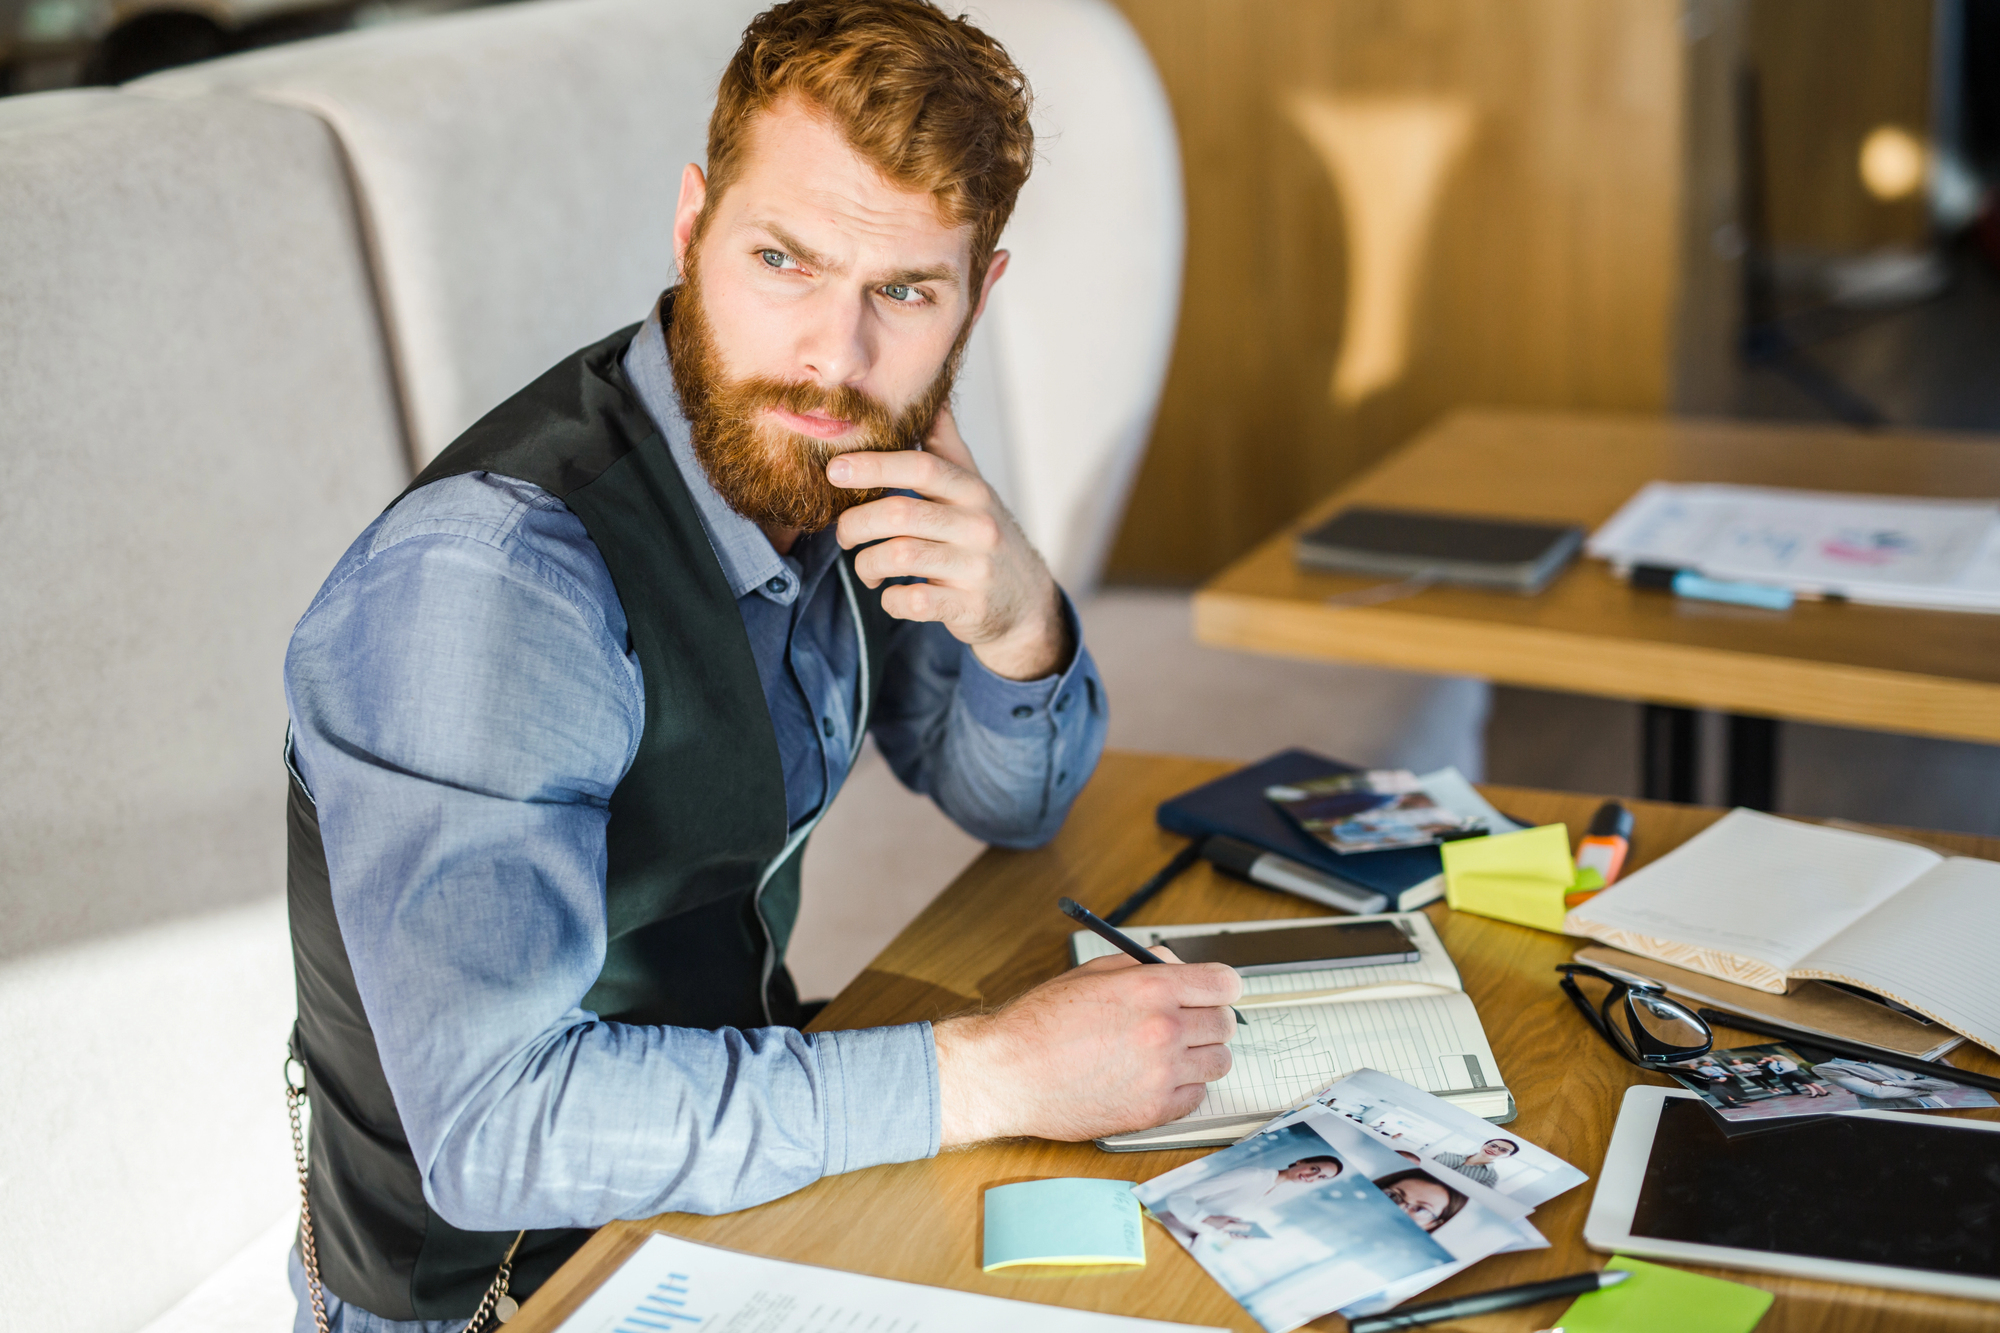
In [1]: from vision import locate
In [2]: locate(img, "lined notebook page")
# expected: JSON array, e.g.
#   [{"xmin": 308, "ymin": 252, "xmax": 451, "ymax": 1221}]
[
  {"xmin": 1566, "ymin": 810, "xmax": 1939, "ymax": 979},
  {"xmin": 1796, "ymin": 858, "xmax": 2000, "ymax": 1051},
  {"xmin": 1185, "ymin": 992, "xmax": 1499, "ymax": 1123}
]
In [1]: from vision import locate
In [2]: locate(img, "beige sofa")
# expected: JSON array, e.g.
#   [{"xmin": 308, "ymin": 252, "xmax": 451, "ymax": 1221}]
[{"xmin": 0, "ymin": 3, "xmax": 1185, "ymax": 1329}]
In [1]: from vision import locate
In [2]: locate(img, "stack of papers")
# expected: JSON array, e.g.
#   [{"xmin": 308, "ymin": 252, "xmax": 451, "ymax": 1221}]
[
  {"xmin": 1587, "ymin": 482, "xmax": 2000, "ymax": 612},
  {"xmin": 1134, "ymin": 1069, "xmax": 1587, "ymax": 1333}
]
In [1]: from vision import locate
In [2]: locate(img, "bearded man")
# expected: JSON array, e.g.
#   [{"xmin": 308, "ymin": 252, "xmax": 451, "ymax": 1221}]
[{"xmin": 280, "ymin": 2, "xmax": 1241, "ymax": 1330}]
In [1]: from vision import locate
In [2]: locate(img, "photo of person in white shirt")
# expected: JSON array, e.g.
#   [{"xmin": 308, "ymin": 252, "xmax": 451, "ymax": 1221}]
[{"xmin": 1162, "ymin": 1155, "xmax": 1345, "ymax": 1239}]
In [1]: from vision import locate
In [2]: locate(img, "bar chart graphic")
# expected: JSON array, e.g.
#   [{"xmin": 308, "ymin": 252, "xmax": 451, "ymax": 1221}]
[{"xmin": 610, "ymin": 1274, "xmax": 699, "ymax": 1330}]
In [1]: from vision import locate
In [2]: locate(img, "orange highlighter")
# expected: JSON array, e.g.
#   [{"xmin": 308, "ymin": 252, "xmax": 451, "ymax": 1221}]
[{"xmin": 1569, "ymin": 800, "xmax": 1633, "ymax": 908}]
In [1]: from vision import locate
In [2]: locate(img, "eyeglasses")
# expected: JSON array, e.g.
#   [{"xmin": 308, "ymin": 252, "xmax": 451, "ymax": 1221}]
[{"xmin": 1556, "ymin": 961, "xmax": 1712, "ymax": 1069}]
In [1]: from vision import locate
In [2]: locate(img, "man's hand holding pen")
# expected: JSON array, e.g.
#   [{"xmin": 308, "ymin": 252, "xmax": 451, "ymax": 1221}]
[{"xmin": 932, "ymin": 947, "xmax": 1243, "ymax": 1146}]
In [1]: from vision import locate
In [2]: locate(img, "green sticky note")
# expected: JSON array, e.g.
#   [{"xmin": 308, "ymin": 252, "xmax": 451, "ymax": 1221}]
[
  {"xmin": 982, "ymin": 1179, "xmax": 1145, "ymax": 1271},
  {"xmin": 1442, "ymin": 823, "xmax": 1575, "ymax": 932},
  {"xmin": 1557, "ymin": 1256, "xmax": 1775, "ymax": 1333}
]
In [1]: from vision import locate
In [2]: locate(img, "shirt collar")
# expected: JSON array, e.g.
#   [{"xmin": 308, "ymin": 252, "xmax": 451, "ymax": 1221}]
[{"xmin": 622, "ymin": 294, "xmax": 832, "ymax": 606}]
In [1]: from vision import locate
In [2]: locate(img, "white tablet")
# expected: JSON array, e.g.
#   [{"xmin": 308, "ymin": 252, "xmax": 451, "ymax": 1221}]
[{"xmin": 1586, "ymin": 1085, "xmax": 2000, "ymax": 1301}]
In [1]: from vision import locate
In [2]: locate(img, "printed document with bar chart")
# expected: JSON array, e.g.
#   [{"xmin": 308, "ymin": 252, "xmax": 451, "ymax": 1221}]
[
  {"xmin": 1074, "ymin": 914, "xmax": 1511, "ymax": 1149},
  {"xmin": 552, "ymin": 1233, "xmax": 1225, "ymax": 1332}
]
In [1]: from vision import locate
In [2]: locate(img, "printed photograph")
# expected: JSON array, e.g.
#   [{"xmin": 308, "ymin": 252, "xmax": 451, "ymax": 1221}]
[
  {"xmin": 1666, "ymin": 1041, "xmax": 1998, "ymax": 1122},
  {"xmin": 1265, "ymin": 771, "xmax": 1484, "ymax": 855},
  {"xmin": 1135, "ymin": 1121, "xmax": 1450, "ymax": 1332},
  {"xmin": 1135, "ymin": 1110, "xmax": 1532, "ymax": 1333},
  {"xmin": 1309, "ymin": 1068, "xmax": 1587, "ymax": 1208}
]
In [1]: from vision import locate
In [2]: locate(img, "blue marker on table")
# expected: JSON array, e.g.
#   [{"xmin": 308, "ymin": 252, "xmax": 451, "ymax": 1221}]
[{"xmin": 1631, "ymin": 563, "xmax": 1794, "ymax": 611}]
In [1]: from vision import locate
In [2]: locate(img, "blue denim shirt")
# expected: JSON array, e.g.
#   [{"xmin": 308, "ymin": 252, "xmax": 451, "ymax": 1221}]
[{"xmin": 283, "ymin": 308, "xmax": 1106, "ymax": 1331}]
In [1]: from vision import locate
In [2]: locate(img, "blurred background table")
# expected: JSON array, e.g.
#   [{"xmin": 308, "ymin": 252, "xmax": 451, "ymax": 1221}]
[
  {"xmin": 1194, "ymin": 408, "xmax": 2000, "ymax": 809},
  {"xmin": 505, "ymin": 750, "xmax": 2000, "ymax": 1333}
]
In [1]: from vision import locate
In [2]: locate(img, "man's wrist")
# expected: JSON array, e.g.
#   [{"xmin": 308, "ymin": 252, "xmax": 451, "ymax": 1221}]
[
  {"xmin": 969, "ymin": 585, "xmax": 1071, "ymax": 682},
  {"xmin": 933, "ymin": 1012, "xmax": 1019, "ymax": 1146}
]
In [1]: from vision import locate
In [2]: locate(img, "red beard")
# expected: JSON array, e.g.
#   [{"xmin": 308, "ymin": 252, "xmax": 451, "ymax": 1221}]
[{"xmin": 667, "ymin": 259, "xmax": 963, "ymax": 532}]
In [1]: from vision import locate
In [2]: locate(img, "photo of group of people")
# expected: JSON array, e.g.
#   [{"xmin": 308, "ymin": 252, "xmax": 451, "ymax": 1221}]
[
  {"xmin": 1308, "ymin": 1068, "xmax": 1587, "ymax": 1209},
  {"xmin": 1666, "ymin": 1041, "xmax": 1997, "ymax": 1122},
  {"xmin": 1134, "ymin": 1080, "xmax": 1548, "ymax": 1333}
]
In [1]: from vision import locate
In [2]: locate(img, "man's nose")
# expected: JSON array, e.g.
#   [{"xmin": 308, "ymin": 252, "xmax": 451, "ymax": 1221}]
[{"xmin": 795, "ymin": 287, "xmax": 874, "ymax": 389}]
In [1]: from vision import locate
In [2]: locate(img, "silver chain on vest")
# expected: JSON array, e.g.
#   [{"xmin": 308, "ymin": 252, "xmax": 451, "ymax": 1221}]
[{"xmin": 287, "ymin": 1056, "xmax": 523, "ymax": 1333}]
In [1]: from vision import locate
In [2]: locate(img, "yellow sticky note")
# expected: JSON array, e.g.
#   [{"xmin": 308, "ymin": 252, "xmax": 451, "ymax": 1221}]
[{"xmin": 1442, "ymin": 824, "xmax": 1574, "ymax": 932}]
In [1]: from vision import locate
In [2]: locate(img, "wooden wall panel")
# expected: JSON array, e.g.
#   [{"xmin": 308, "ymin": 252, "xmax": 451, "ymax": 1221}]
[
  {"xmin": 1749, "ymin": 0, "xmax": 1934, "ymax": 253},
  {"xmin": 1104, "ymin": 0, "xmax": 1694, "ymax": 582}
]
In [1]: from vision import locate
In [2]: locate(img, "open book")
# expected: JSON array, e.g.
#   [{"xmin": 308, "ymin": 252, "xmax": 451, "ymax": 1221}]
[
  {"xmin": 1564, "ymin": 809, "xmax": 2000, "ymax": 1053},
  {"xmin": 1071, "ymin": 914, "xmax": 1511, "ymax": 1149}
]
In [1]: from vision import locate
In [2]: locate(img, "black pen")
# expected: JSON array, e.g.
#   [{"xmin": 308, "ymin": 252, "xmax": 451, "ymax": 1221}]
[
  {"xmin": 1692, "ymin": 1008, "xmax": 2000, "ymax": 1095},
  {"xmin": 1104, "ymin": 837, "xmax": 1206, "ymax": 927},
  {"xmin": 1346, "ymin": 1268, "xmax": 1630, "ymax": 1333},
  {"xmin": 1058, "ymin": 897, "xmax": 1248, "ymax": 1025}
]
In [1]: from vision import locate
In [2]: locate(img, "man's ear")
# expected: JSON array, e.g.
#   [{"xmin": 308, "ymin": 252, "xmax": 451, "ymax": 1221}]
[
  {"xmin": 968, "ymin": 248, "xmax": 1009, "ymax": 326},
  {"xmin": 672, "ymin": 162, "xmax": 709, "ymax": 278}
]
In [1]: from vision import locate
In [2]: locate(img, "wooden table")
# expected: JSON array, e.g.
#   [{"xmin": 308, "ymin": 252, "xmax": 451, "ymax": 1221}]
[
  {"xmin": 1194, "ymin": 409, "xmax": 2000, "ymax": 804},
  {"xmin": 506, "ymin": 751, "xmax": 2000, "ymax": 1333}
]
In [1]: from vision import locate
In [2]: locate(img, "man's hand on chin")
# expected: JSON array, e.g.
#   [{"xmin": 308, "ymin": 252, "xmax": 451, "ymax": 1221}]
[
  {"xmin": 929, "ymin": 949, "xmax": 1243, "ymax": 1146},
  {"xmin": 829, "ymin": 405, "xmax": 1071, "ymax": 681}
]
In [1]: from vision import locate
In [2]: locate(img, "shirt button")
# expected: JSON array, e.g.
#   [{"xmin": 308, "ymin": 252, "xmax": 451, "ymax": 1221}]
[
  {"xmin": 765, "ymin": 576, "xmax": 788, "ymax": 595},
  {"xmin": 1011, "ymin": 705, "xmax": 1033, "ymax": 720},
  {"xmin": 1058, "ymin": 770, "xmax": 1070, "ymax": 785},
  {"xmin": 821, "ymin": 716, "xmax": 835, "ymax": 738},
  {"xmin": 1055, "ymin": 694, "xmax": 1070, "ymax": 712}
]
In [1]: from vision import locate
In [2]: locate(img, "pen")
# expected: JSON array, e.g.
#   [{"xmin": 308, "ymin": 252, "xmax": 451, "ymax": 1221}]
[
  {"xmin": 1691, "ymin": 1008, "xmax": 2000, "ymax": 1095},
  {"xmin": 1057, "ymin": 897, "xmax": 1248, "ymax": 1025},
  {"xmin": 1346, "ymin": 1268, "xmax": 1631, "ymax": 1333},
  {"xmin": 1104, "ymin": 837, "xmax": 1207, "ymax": 927},
  {"xmin": 1201, "ymin": 836, "xmax": 1390, "ymax": 915},
  {"xmin": 1631, "ymin": 563, "xmax": 1794, "ymax": 611}
]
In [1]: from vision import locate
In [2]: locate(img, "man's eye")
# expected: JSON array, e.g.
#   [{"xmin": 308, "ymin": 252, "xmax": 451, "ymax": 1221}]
[
  {"xmin": 759, "ymin": 250, "xmax": 796, "ymax": 270},
  {"xmin": 881, "ymin": 283, "xmax": 920, "ymax": 303}
]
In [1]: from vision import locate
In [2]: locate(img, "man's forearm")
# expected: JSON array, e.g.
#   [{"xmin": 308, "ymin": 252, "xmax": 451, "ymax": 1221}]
[
  {"xmin": 872, "ymin": 609, "xmax": 1107, "ymax": 848},
  {"xmin": 417, "ymin": 1021, "xmax": 939, "ymax": 1229}
]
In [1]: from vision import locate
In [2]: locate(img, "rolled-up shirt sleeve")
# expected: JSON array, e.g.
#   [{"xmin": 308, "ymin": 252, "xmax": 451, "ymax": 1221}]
[
  {"xmin": 284, "ymin": 475, "xmax": 938, "ymax": 1233},
  {"xmin": 869, "ymin": 593, "xmax": 1108, "ymax": 848}
]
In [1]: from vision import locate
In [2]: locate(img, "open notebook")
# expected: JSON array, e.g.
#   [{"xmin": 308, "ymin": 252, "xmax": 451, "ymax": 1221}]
[
  {"xmin": 1071, "ymin": 913, "xmax": 1512, "ymax": 1149},
  {"xmin": 1564, "ymin": 809, "xmax": 2000, "ymax": 1053}
]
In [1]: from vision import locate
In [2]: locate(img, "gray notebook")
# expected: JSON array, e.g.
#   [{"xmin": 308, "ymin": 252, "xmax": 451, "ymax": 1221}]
[{"xmin": 1295, "ymin": 506, "xmax": 1583, "ymax": 593}]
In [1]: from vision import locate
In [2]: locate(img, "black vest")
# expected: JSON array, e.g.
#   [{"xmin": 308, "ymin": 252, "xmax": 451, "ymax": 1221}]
[{"xmin": 286, "ymin": 308, "xmax": 895, "ymax": 1319}]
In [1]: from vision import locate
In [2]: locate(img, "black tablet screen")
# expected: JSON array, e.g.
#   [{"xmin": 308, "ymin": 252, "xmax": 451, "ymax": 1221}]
[{"xmin": 1632, "ymin": 1097, "xmax": 2000, "ymax": 1277}]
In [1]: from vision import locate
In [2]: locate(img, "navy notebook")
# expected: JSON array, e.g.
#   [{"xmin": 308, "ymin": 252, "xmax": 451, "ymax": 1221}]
[{"xmin": 1156, "ymin": 749, "xmax": 1447, "ymax": 904}]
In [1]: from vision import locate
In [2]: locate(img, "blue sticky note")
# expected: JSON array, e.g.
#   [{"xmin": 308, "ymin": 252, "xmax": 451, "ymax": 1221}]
[{"xmin": 982, "ymin": 1178, "xmax": 1146, "ymax": 1271}]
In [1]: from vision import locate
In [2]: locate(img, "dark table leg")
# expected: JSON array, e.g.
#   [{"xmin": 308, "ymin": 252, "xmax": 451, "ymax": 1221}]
[
  {"xmin": 1640, "ymin": 704, "xmax": 1699, "ymax": 803},
  {"xmin": 1726, "ymin": 714, "xmax": 1780, "ymax": 811}
]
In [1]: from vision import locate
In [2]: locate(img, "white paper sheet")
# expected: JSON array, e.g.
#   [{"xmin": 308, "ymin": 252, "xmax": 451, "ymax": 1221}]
[
  {"xmin": 1797, "ymin": 857, "xmax": 2000, "ymax": 1051},
  {"xmin": 554, "ymin": 1233, "xmax": 1226, "ymax": 1333},
  {"xmin": 1566, "ymin": 809, "xmax": 1940, "ymax": 974},
  {"xmin": 1586, "ymin": 482, "xmax": 2000, "ymax": 609}
]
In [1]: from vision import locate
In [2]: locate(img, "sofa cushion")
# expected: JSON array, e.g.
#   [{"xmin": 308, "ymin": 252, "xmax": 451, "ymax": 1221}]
[
  {"xmin": 138, "ymin": 0, "xmax": 767, "ymax": 467},
  {"xmin": 0, "ymin": 86, "xmax": 406, "ymax": 1332},
  {"xmin": 0, "ymin": 89, "xmax": 407, "ymax": 960}
]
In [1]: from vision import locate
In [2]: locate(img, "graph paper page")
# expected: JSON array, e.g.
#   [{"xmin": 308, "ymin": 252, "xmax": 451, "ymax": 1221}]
[{"xmin": 1183, "ymin": 992, "xmax": 1500, "ymax": 1124}]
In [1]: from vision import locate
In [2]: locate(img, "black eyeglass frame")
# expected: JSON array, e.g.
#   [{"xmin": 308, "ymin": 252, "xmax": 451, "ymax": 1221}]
[{"xmin": 1556, "ymin": 961, "xmax": 1713, "ymax": 1069}]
